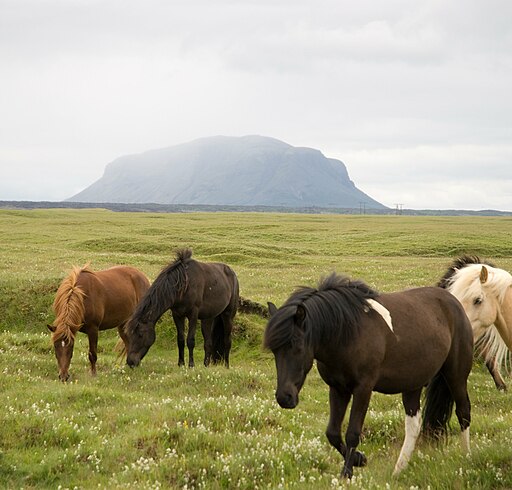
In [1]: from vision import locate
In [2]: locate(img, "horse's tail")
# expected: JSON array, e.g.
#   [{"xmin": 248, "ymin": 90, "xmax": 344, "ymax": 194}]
[
  {"xmin": 212, "ymin": 316, "xmax": 225, "ymax": 364},
  {"xmin": 422, "ymin": 371, "xmax": 455, "ymax": 440}
]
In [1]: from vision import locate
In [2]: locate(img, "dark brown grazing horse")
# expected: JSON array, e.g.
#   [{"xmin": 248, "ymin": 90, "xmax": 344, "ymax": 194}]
[
  {"xmin": 264, "ymin": 273, "xmax": 473, "ymax": 478},
  {"xmin": 125, "ymin": 248, "xmax": 239, "ymax": 368},
  {"xmin": 48, "ymin": 265, "xmax": 150, "ymax": 381}
]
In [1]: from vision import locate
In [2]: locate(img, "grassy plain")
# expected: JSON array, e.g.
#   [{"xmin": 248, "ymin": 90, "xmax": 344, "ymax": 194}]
[{"xmin": 0, "ymin": 209, "xmax": 512, "ymax": 489}]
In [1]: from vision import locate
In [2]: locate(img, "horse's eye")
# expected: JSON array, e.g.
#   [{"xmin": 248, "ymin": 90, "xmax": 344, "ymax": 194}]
[{"xmin": 473, "ymin": 297, "xmax": 483, "ymax": 306}]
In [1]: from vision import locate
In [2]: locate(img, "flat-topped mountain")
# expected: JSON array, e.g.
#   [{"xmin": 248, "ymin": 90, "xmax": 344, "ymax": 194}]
[{"xmin": 68, "ymin": 135, "xmax": 386, "ymax": 209}]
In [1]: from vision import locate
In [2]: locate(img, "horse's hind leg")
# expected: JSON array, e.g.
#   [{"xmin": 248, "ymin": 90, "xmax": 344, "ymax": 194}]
[
  {"xmin": 393, "ymin": 389, "xmax": 422, "ymax": 475},
  {"xmin": 442, "ymin": 360, "xmax": 472, "ymax": 454},
  {"xmin": 221, "ymin": 311, "xmax": 233, "ymax": 368},
  {"xmin": 172, "ymin": 313, "xmax": 187, "ymax": 367},
  {"xmin": 325, "ymin": 386, "xmax": 367, "ymax": 467},
  {"xmin": 458, "ymin": 397, "xmax": 471, "ymax": 454},
  {"xmin": 448, "ymin": 376, "xmax": 471, "ymax": 454}
]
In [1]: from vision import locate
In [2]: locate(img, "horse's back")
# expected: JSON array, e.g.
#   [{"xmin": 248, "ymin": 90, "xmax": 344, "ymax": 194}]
[
  {"xmin": 369, "ymin": 287, "xmax": 473, "ymax": 393},
  {"xmin": 386, "ymin": 286, "xmax": 472, "ymax": 345},
  {"xmin": 186, "ymin": 260, "xmax": 239, "ymax": 317},
  {"xmin": 103, "ymin": 265, "xmax": 150, "ymax": 297},
  {"xmin": 84, "ymin": 266, "xmax": 149, "ymax": 296},
  {"xmin": 382, "ymin": 286, "xmax": 471, "ymax": 335},
  {"xmin": 78, "ymin": 266, "xmax": 150, "ymax": 330},
  {"xmin": 188, "ymin": 260, "xmax": 236, "ymax": 290}
]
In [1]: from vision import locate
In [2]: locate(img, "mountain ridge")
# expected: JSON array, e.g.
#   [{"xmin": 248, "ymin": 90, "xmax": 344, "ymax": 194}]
[{"xmin": 68, "ymin": 135, "xmax": 387, "ymax": 209}]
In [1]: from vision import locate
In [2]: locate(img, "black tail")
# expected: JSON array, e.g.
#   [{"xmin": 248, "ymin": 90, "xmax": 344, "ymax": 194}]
[
  {"xmin": 212, "ymin": 316, "xmax": 225, "ymax": 364},
  {"xmin": 422, "ymin": 371, "xmax": 455, "ymax": 440}
]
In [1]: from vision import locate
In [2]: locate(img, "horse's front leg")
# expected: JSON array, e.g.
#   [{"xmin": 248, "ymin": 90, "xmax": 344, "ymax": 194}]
[
  {"xmin": 117, "ymin": 324, "xmax": 130, "ymax": 356},
  {"xmin": 479, "ymin": 339, "xmax": 507, "ymax": 390},
  {"xmin": 187, "ymin": 312, "xmax": 199, "ymax": 368},
  {"xmin": 485, "ymin": 357, "xmax": 507, "ymax": 391},
  {"xmin": 343, "ymin": 386, "xmax": 372, "ymax": 478},
  {"xmin": 172, "ymin": 313, "xmax": 186, "ymax": 367},
  {"xmin": 326, "ymin": 386, "xmax": 367, "ymax": 468},
  {"xmin": 87, "ymin": 328, "xmax": 99, "ymax": 376},
  {"xmin": 491, "ymin": 311, "xmax": 512, "ymax": 390},
  {"xmin": 201, "ymin": 318, "xmax": 213, "ymax": 367}
]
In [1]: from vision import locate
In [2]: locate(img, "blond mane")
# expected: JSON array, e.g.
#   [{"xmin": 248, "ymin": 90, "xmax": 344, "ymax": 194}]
[{"xmin": 51, "ymin": 265, "xmax": 93, "ymax": 343}]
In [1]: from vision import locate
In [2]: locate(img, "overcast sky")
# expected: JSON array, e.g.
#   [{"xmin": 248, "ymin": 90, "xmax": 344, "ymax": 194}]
[{"xmin": 1, "ymin": 0, "xmax": 511, "ymax": 210}]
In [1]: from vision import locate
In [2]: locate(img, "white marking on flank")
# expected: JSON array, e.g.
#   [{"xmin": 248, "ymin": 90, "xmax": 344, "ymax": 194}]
[
  {"xmin": 367, "ymin": 299, "xmax": 394, "ymax": 332},
  {"xmin": 393, "ymin": 411, "xmax": 421, "ymax": 475}
]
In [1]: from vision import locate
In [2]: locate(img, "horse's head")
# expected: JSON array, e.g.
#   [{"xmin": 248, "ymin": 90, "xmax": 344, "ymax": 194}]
[
  {"xmin": 265, "ymin": 303, "xmax": 314, "ymax": 409},
  {"xmin": 125, "ymin": 318, "xmax": 156, "ymax": 368},
  {"xmin": 451, "ymin": 266, "xmax": 502, "ymax": 338},
  {"xmin": 47, "ymin": 324, "xmax": 74, "ymax": 382}
]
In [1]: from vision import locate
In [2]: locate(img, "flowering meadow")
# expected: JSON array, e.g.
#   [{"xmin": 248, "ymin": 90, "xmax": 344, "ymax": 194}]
[{"xmin": 1, "ymin": 209, "xmax": 512, "ymax": 489}]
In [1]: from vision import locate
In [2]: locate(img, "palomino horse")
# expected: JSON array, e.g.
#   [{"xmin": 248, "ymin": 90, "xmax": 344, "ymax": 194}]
[
  {"xmin": 125, "ymin": 248, "xmax": 239, "ymax": 368},
  {"xmin": 48, "ymin": 265, "xmax": 150, "ymax": 381},
  {"xmin": 265, "ymin": 273, "xmax": 473, "ymax": 478},
  {"xmin": 439, "ymin": 255, "xmax": 512, "ymax": 390}
]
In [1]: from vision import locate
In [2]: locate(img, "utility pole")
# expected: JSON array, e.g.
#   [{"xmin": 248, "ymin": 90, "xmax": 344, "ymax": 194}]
[{"xmin": 394, "ymin": 204, "xmax": 403, "ymax": 215}]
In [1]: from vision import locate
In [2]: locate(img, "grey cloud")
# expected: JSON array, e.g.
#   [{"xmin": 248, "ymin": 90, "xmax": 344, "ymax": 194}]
[{"xmin": 1, "ymin": 0, "xmax": 511, "ymax": 210}]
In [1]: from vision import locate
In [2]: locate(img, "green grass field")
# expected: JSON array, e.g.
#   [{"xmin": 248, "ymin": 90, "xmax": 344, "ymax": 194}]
[{"xmin": 1, "ymin": 209, "xmax": 512, "ymax": 489}]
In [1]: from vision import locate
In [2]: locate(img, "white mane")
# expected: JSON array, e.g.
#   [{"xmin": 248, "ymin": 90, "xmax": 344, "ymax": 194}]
[{"xmin": 447, "ymin": 264, "xmax": 512, "ymax": 305}]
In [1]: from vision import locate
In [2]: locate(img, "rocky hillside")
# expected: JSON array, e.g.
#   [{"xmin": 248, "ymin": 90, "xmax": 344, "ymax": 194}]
[{"xmin": 68, "ymin": 135, "xmax": 386, "ymax": 209}]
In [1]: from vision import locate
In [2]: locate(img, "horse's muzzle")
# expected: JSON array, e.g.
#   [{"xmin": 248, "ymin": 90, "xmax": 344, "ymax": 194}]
[
  {"xmin": 275, "ymin": 390, "xmax": 298, "ymax": 409},
  {"xmin": 59, "ymin": 373, "xmax": 70, "ymax": 382},
  {"xmin": 126, "ymin": 353, "xmax": 141, "ymax": 368}
]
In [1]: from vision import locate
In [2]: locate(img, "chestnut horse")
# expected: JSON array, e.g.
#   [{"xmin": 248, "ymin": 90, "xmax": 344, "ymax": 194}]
[
  {"xmin": 125, "ymin": 248, "xmax": 239, "ymax": 368},
  {"xmin": 265, "ymin": 273, "xmax": 473, "ymax": 478},
  {"xmin": 439, "ymin": 255, "xmax": 512, "ymax": 390},
  {"xmin": 48, "ymin": 265, "xmax": 150, "ymax": 381}
]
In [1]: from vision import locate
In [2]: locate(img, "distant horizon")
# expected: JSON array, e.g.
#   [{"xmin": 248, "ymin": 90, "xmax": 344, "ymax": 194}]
[{"xmin": 2, "ymin": 199, "xmax": 511, "ymax": 216}]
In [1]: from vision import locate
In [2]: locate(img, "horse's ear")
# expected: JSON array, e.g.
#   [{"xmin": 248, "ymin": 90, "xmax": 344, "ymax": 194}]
[
  {"xmin": 267, "ymin": 302, "xmax": 278, "ymax": 317},
  {"xmin": 47, "ymin": 324, "xmax": 56, "ymax": 333},
  {"xmin": 294, "ymin": 305, "xmax": 306, "ymax": 328},
  {"xmin": 480, "ymin": 266, "xmax": 489, "ymax": 284}
]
